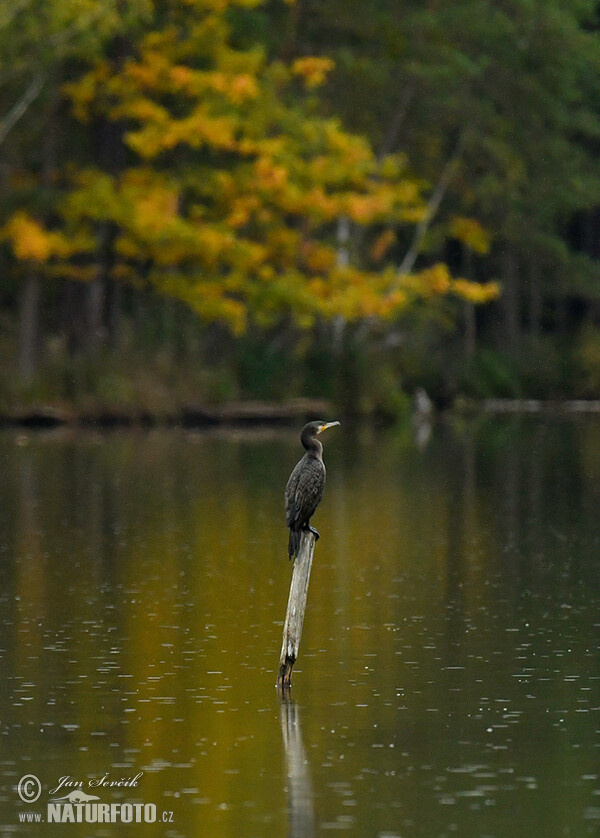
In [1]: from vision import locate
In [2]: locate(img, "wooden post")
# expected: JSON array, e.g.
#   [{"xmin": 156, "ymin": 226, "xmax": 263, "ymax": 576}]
[{"xmin": 277, "ymin": 530, "xmax": 316, "ymax": 690}]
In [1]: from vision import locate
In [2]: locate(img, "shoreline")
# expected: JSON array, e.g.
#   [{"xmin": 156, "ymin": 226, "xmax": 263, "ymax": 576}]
[
  {"xmin": 0, "ymin": 398, "xmax": 334, "ymax": 430},
  {"xmin": 3, "ymin": 397, "xmax": 600, "ymax": 430}
]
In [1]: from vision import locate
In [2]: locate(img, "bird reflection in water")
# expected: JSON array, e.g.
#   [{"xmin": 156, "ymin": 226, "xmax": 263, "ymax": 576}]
[{"xmin": 279, "ymin": 698, "xmax": 315, "ymax": 838}]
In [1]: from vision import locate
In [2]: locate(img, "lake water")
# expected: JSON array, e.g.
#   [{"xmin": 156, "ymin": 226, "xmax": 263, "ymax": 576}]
[{"xmin": 0, "ymin": 416, "xmax": 599, "ymax": 837}]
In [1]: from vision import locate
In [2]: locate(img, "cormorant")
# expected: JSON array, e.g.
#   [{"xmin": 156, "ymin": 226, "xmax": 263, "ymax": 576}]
[{"xmin": 285, "ymin": 420, "xmax": 340, "ymax": 559}]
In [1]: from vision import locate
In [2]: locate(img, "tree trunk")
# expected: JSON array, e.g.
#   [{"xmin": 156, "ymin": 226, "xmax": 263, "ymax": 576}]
[
  {"xmin": 528, "ymin": 259, "xmax": 542, "ymax": 335},
  {"xmin": 84, "ymin": 278, "xmax": 105, "ymax": 357},
  {"xmin": 18, "ymin": 273, "xmax": 41, "ymax": 385},
  {"xmin": 106, "ymin": 279, "xmax": 122, "ymax": 352},
  {"xmin": 464, "ymin": 301, "xmax": 476, "ymax": 360},
  {"xmin": 462, "ymin": 245, "xmax": 476, "ymax": 359},
  {"xmin": 502, "ymin": 244, "xmax": 521, "ymax": 355},
  {"xmin": 16, "ymin": 74, "xmax": 57, "ymax": 383}
]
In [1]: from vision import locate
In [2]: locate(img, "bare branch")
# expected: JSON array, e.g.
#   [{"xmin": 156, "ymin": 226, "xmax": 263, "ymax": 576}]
[
  {"xmin": 377, "ymin": 79, "xmax": 417, "ymax": 161},
  {"xmin": 397, "ymin": 132, "xmax": 465, "ymax": 277},
  {"xmin": 0, "ymin": 73, "xmax": 44, "ymax": 147},
  {"xmin": 0, "ymin": 1, "xmax": 110, "ymax": 147}
]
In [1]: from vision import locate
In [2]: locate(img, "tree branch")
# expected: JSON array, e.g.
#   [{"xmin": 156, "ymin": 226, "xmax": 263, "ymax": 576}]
[
  {"xmin": 397, "ymin": 132, "xmax": 465, "ymax": 276},
  {"xmin": 0, "ymin": 73, "xmax": 45, "ymax": 147},
  {"xmin": 377, "ymin": 79, "xmax": 417, "ymax": 161}
]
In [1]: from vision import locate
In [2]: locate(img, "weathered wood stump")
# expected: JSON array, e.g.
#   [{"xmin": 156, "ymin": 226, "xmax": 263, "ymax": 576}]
[{"xmin": 277, "ymin": 530, "xmax": 316, "ymax": 690}]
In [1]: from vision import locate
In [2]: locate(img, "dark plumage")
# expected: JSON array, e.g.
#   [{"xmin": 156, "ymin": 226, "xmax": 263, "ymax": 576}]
[{"xmin": 285, "ymin": 420, "xmax": 340, "ymax": 559}]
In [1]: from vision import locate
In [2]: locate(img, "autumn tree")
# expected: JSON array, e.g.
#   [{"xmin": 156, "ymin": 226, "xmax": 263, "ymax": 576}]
[
  {"xmin": 0, "ymin": 0, "xmax": 152, "ymax": 381},
  {"xmin": 281, "ymin": 0, "xmax": 600, "ymax": 369},
  {"xmin": 4, "ymin": 0, "xmax": 495, "ymax": 382}
]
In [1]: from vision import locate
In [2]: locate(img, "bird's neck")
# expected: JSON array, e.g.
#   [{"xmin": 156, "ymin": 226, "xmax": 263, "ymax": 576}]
[{"xmin": 303, "ymin": 440, "xmax": 323, "ymax": 459}]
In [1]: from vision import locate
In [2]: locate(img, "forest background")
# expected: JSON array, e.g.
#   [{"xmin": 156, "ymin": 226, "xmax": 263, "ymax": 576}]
[{"xmin": 2, "ymin": 0, "xmax": 600, "ymax": 421}]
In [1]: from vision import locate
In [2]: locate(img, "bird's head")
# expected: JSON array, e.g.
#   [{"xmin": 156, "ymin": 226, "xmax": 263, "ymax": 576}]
[{"xmin": 300, "ymin": 420, "xmax": 340, "ymax": 450}]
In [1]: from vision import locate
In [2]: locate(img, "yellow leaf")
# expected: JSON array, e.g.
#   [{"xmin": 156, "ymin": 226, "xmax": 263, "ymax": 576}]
[
  {"xmin": 371, "ymin": 230, "xmax": 396, "ymax": 263},
  {"xmin": 134, "ymin": 185, "xmax": 179, "ymax": 233},
  {"xmin": 451, "ymin": 278, "xmax": 500, "ymax": 304},
  {"xmin": 301, "ymin": 241, "xmax": 336, "ymax": 273},
  {"xmin": 417, "ymin": 263, "xmax": 452, "ymax": 295},
  {"xmin": 292, "ymin": 57, "xmax": 334, "ymax": 88},
  {"xmin": 3, "ymin": 212, "xmax": 68, "ymax": 262},
  {"xmin": 449, "ymin": 216, "xmax": 492, "ymax": 255},
  {"xmin": 224, "ymin": 73, "xmax": 258, "ymax": 103}
]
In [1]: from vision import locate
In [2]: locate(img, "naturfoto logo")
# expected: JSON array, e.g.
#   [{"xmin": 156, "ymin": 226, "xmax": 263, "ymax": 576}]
[{"xmin": 16, "ymin": 772, "xmax": 175, "ymax": 826}]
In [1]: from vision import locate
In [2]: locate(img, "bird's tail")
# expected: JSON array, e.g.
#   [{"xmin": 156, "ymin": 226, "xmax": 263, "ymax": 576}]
[{"xmin": 288, "ymin": 529, "xmax": 301, "ymax": 561}]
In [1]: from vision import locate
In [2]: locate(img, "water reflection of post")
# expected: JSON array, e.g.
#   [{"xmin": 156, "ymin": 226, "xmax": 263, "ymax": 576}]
[{"xmin": 279, "ymin": 699, "xmax": 315, "ymax": 838}]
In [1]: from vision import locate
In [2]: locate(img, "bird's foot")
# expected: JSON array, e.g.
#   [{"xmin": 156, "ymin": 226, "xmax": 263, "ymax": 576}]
[{"xmin": 308, "ymin": 525, "xmax": 320, "ymax": 541}]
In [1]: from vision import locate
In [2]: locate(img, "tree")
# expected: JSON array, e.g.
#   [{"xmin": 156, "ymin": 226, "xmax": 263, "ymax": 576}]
[
  {"xmin": 0, "ymin": 0, "xmax": 152, "ymax": 380},
  {"xmin": 3, "ymin": 0, "xmax": 495, "ymax": 356},
  {"xmin": 282, "ymin": 0, "xmax": 600, "ymax": 360}
]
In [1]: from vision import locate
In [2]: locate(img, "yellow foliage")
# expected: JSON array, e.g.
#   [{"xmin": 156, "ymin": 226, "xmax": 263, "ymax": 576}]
[
  {"xmin": 297, "ymin": 187, "xmax": 338, "ymax": 220},
  {"xmin": 63, "ymin": 64, "xmax": 110, "ymax": 121},
  {"xmin": 371, "ymin": 229, "xmax": 396, "ymax": 263},
  {"xmin": 451, "ymin": 278, "xmax": 500, "ymax": 304},
  {"xmin": 120, "ymin": 99, "xmax": 170, "ymax": 125},
  {"xmin": 3, "ymin": 212, "xmax": 68, "ymax": 262},
  {"xmin": 301, "ymin": 241, "xmax": 336, "ymax": 273},
  {"xmin": 345, "ymin": 192, "xmax": 393, "ymax": 224},
  {"xmin": 226, "ymin": 195, "xmax": 259, "ymax": 228},
  {"xmin": 419, "ymin": 263, "xmax": 452, "ymax": 295},
  {"xmin": 134, "ymin": 186, "xmax": 179, "ymax": 233},
  {"xmin": 305, "ymin": 267, "xmax": 405, "ymax": 321},
  {"xmin": 266, "ymin": 227, "xmax": 300, "ymax": 260},
  {"xmin": 207, "ymin": 70, "xmax": 258, "ymax": 102},
  {"xmin": 292, "ymin": 57, "xmax": 334, "ymax": 88},
  {"xmin": 157, "ymin": 272, "xmax": 247, "ymax": 334},
  {"xmin": 125, "ymin": 51, "xmax": 169, "ymax": 89},
  {"xmin": 187, "ymin": 110, "xmax": 237, "ymax": 148},
  {"xmin": 169, "ymin": 65, "xmax": 195, "ymax": 88},
  {"xmin": 46, "ymin": 263, "xmax": 96, "ymax": 282},
  {"xmin": 228, "ymin": 73, "xmax": 258, "ymax": 102},
  {"xmin": 125, "ymin": 107, "xmax": 237, "ymax": 157},
  {"xmin": 50, "ymin": 0, "xmax": 500, "ymax": 333},
  {"xmin": 449, "ymin": 215, "xmax": 492, "ymax": 255},
  {"xmin": 395, "ymin": 267, "xmax": 499, "ymax": 306},
  {"xmin": 254, "ymin": 157, "xmax": 288, "ymax": 190},
  {"xmin": 386, "ymin": 288, "xmax": 408, "ymax": 310}
]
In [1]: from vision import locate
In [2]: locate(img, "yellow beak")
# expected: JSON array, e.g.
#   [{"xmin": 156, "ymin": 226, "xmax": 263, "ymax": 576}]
[{"xmin": 318, "ymin": 421, "xmax": 340, "ymax": 434}]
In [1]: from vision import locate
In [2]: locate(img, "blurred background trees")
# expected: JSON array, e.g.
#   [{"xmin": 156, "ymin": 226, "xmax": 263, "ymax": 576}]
[{"xmin": 1, "ymin": 0, "xmax": 600, "ymax": 416}]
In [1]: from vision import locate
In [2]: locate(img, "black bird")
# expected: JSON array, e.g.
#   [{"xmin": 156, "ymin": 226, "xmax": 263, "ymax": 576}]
[{"xmin": 285, "ymin": 420, "xmax": 340, "ymax": 559}]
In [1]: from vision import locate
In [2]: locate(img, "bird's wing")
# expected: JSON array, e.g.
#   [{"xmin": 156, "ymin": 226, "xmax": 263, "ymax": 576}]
[
  {"xmin": 285, "ymin": 456, "xmax": 325, "ymax": 530},
  {"xmin": 285, "ymin": 460, "xmax": 302, "ymax": 528}
]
